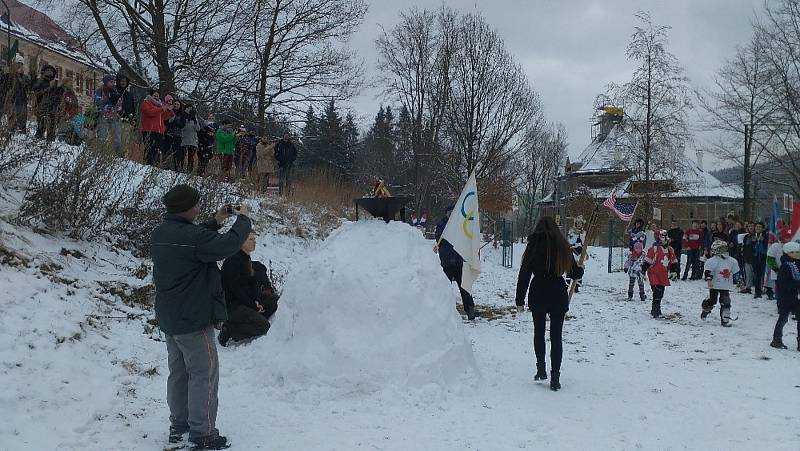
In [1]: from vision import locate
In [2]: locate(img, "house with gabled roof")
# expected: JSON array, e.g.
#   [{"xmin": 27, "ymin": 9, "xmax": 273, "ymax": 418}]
[
  {"xmin": 539, "ymin": 108, "xmax": 743, "ymax": 245},
  {"xmin": 1, "ymin": 0, "xmax": 108, "ymax": 106}
]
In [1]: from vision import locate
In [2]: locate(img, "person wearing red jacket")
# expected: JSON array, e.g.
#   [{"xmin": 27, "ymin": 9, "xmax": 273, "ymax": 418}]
[
  {"xmin": 641, "ymin": 230, "xmax": 679, "ymax": 318},
  {"xmin": 140, "ymin": 90, "xmax": 167, "ymax": 166},
  {"xmin": 682, "ymin": 220, "xmax": 704, "ymax": 280}
]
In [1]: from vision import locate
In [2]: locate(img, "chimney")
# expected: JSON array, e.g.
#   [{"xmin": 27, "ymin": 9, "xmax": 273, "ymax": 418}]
[{"xmin": 696, "ymin": 150, "xmax": 704, "ymax": 171}]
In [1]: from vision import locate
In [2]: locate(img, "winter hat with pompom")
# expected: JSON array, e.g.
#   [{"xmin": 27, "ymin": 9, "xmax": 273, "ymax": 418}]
[
  {"xmin": 784, "ymin": 241, "xmax": 800, "ymax": 255},
  {"xmin": 164, "ymin": 94, "xmax": 174, "ymax": 104}
]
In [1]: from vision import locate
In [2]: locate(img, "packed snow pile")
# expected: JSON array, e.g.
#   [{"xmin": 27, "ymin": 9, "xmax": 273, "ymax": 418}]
[{"xmin": 263, "ymin": 220, "xmax": 478, "ymax": 391}]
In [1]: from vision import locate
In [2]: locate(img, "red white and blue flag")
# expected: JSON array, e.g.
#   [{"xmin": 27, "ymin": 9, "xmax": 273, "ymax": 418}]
[{"xmin": 603, "ymin": 189, "xmax": 637, "ymax": 222}]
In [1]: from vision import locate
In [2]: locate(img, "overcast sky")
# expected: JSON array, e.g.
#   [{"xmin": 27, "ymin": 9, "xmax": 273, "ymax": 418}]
[{"xmin": 348, "ymin": 0, "xmax": 765, "ymax": 165}]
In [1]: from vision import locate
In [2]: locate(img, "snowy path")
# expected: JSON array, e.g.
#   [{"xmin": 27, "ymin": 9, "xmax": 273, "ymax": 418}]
[{"xmin": 5, "ymin": 240, "xmax": 800, "ymax": 450}]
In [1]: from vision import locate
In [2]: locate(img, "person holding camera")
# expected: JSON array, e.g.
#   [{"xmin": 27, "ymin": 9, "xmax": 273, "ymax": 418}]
[{"xmin": 151, "ymin": 184, "xmax": 252, "ymax": 450}]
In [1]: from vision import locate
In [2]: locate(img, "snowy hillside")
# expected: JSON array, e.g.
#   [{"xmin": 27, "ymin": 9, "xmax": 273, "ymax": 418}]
[{"xmin": 2, "ymin": 152, "xmax": 800, "ymax": 449}]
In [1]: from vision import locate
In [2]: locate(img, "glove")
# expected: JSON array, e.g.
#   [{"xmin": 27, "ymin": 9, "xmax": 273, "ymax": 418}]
[{"xmin": 669, "ymin": 272, "xmax": 678, "ymax": 281}]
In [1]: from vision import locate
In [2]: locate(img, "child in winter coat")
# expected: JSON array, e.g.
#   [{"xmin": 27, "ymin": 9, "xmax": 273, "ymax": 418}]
[
  {"xmin": 624, "ymin": 242, "xmax": 647, "ymax": 302},
  {"xmin": 641, "ymin": 229, "xmax": 679, "ymax": 318},
  {"xmin": 770, "ymin": 241, "xmax": 800, "ymax": 350},
  {"xmin": 701, "ymin": 241, "xmax": 740, "ymax": 327}
]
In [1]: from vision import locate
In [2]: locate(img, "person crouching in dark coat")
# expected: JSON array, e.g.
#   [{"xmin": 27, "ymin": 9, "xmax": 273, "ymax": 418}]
[
  {"xmin": 515, "ymin": 216, "xmax": 584, "ymax": 392},
  {"xmin": 434, "ymin": 205, "xmax": 476, "ymax": 320},
  {"xmin": 218, "ymin": 232, "xmax": 279, "ymax": 345}
]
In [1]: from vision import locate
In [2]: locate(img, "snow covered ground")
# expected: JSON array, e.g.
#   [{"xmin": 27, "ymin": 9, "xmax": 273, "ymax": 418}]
[{"xmin": 3, "ymin": 181, "xmax": 800, "ymax": 449}]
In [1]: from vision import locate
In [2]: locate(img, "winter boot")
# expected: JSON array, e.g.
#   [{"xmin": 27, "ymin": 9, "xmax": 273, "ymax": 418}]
[
  {"xmin": 169, "ymin": 426, "xmax": 188, "ymax": 445},
  {"xmin": 550, "ymin": 371, "xmax": 561, "ymax": 391},
  {"xmin": 797, "ymin": 337, "xmax": 800, "ymax": 352},
  {"xmin": 651, "ymin": 300, "xmax": 662, "ymax": 318},
  {"xmin": 720, "ymin": 307, "xmax": 732, "ymax": 327},
  {"xmin": 700, "ymin": 299, "xmax": 712, "ymax": 320},
  {"xmin": 190, "ymin": 435, "xmax": 231, "ymax": 450},
  {"xmin": 770, "ymin": 338, "xmax": 788, "ymax": 349},
  {"xmin": 534, "ymin": 362, "xmax": 547, "ymax": 381}
]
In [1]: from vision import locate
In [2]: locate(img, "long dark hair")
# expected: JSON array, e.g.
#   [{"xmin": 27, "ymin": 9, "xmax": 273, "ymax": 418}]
[{"xmin": 525, "ymin": 216, "xmax": 574, "ymax": 276}]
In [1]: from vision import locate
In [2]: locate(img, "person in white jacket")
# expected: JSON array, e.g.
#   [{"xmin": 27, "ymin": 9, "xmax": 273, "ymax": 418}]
[{"xmin": 701, "ymin": 240, "xmax": 741, "ymax": 327}]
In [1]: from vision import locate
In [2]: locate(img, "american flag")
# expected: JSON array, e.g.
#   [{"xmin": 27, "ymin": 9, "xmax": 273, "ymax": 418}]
[{"xmin": 603, "ymin": 190, "xmax": 637, "ymax": 222}]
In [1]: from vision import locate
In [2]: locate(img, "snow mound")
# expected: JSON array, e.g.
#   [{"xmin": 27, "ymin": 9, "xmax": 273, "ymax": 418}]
[{"xmin": 264, "ymin": 220, "xmax": 478, "ymax": 391}]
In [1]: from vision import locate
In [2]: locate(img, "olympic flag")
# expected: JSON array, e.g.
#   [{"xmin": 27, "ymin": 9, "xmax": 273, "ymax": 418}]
[{"xmin": 440, "ymin": 170, "xmax": 481, "ymax": 295}]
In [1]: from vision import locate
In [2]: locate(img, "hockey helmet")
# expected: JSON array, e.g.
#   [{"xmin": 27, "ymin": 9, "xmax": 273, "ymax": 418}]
[{"xmin": 711, "ymin": 240, "xmax": 729, "ymax": 256}]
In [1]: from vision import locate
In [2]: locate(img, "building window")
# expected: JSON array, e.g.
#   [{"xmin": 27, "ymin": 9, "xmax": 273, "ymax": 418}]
[{"xmin": 76, "ymin": 74, "xmax": 83, "ymax": 91}]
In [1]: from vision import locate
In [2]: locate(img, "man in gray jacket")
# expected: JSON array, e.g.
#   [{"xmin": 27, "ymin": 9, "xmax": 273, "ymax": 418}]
[{"xmin": 151, "ymin": 184, "xmax": 251, "ymax": 450}]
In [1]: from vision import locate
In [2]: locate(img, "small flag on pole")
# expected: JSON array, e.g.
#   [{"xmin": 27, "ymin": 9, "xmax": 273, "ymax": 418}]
[
  {"xmin": 440, "ymin": 170, "xmax": 481, "ymax": 295},
  {"xmin": 603, "ymin": 189, "xmax": 637, "ymax": 222},
  {"xmin": 791, "ymin": 201, "xmax": 800, "ymax": 242}
]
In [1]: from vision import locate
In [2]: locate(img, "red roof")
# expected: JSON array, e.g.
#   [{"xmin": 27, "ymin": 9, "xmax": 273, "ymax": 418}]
[{"xmin": 6, "ymin": 0, "xmax": 79, "ymax": 48}]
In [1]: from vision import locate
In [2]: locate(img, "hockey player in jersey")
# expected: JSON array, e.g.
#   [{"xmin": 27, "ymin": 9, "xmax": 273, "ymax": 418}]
[
  {"xmin": 640, "ymin": 230, "xmax": 679, "ymax": 318},
  {"xmin": 567, "ymin": 215, "xmax": 587, "ymax": 293},
  {"xmin": 701, "ymin": 241, "xmax": 740, "ymax": 327},
  {"xmin": 623, "ymin": 241, "xmax": 647, "ymax": 302}
]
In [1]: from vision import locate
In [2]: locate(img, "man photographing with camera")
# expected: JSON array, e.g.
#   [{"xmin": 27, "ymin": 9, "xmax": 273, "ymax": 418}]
[{"xmin": 151, "ymin": 184, "xmax": 251, "ymax": 450}]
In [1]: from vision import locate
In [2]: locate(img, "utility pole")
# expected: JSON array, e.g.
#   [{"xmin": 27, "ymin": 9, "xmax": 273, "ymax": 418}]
[{"xmin": 743, "ymin": 124, "xmax": 752, "ymax": 220}]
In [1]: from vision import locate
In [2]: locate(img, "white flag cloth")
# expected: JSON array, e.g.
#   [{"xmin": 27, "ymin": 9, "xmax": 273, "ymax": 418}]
[{"xmin": 440, "ymin": 170, "xmax": 481, "ymax": 294}]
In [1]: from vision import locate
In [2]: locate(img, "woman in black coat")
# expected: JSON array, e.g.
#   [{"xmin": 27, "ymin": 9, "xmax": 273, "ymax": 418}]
[
  {"xmin": 515, "ymin": 216, "xmax": 584, "ymax": 391},
  {"xmin": 219, "ymin": 232, "xmax": 279, "ymax": 346}
]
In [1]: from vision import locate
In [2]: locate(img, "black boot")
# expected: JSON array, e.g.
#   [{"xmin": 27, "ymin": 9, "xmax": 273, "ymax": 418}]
[
  {"xmin": 770, "ymin": 338, "xmax": 787, "ymax": 349},
  {"xmin": 190, "ymin": 435, "xmax": 231, "ymax": 450},
  {"xmin": 651, "ymin": 299, "xmax": 662, "ymax": 318},
  {"xmin": 534, "ymin": 362, "xmax": 547, "ymax": 381},
  {"xmin": 218, "ymin": 327, "xmax": 230, "ymax": 347},
  {"xmin": 797, "ymin": 338, "xmax": 800, "ymax": 352},
  {"xmin": 550, "ymin": 371, "xmax": 561, "ymax": 391}
]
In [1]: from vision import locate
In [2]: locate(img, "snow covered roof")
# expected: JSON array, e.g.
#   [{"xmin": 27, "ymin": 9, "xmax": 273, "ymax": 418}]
[
  {"xmin": 573, "ymin": 121, "xmax": 627, "ymax": 174},
  {"xmin": 1, "ymin": 2, "xmax": 109, "ymax": 72}
]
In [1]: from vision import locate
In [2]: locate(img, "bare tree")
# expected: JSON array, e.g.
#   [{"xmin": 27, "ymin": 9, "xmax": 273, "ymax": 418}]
[
  {"xmin": 515, "ymin": 120, "xmax": 568, "ymax": 233},
  {"xmin": 698, "ymin": 33, "xmax": 778, "ymax": 219},
  {"xmin": 613, "ymin": 12, "xmax": 692, "ymax": 182},
  {"xmin": 443, "ymin": 12, "xmax": 541, "ymax": 183},
  {"xmin": 61, "ymin": 0, "xmax": 245, "ymax": 95},
  {"xmin": 753, "ymin": 0, "xmax": 800, "ymax": 199},
  {"xmin": 231, "ymin": 0, "xmax": 367, "ymax": 132},
  {"xmin": 376, "ymin": 6, "xmax": 456, "ymax": 213}
]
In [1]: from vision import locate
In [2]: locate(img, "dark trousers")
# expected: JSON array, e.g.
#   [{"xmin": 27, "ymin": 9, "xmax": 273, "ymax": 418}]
[
  {"xmin": 651, "ymin": 285, "xmax": 665, "ymax": 302},
  {"xmin": 278, "ymin": 164, "xmax": 293, "ymax": 195},
  {"xmin": 683, "ymin": 249, "xmax": 701, "ymax": 280},
  {"xmin": 197, "ymin": 147, "xmax": 212, "ymax": 176},
  {"xmin": 168, "ymin": 135, "xmax": 183, "ymax": 171},
  {"xmin": 773, "ymin": 305, "xmax": 800, "ymax": 340},
  {"xmin": 753, "ymin": 259, "xmax": 766, "ymax": 296},
  {"xmin": 532, "ymin": 311, "xmax": 565, "ymax": 373},
  {"xmin": 35, "ymin": 113, "xmax": 58, "ymax": 141},
  {"xmin": 184, "ymin": 145, "xmax": 197, "ymax": 173},
  {"xmin": 225, "ymin": 305, "xmax": 270, "ymax": 341},
  {"xmin": 143, "ymin": 132, "xmax": 162, "ymax": 166},
  {"xmin": 442, "ymin": 265, "xmax": 475, "ymax": 314},
  {"xmin": 703, "ymin": 289, "xmax": 731, "ymax": 317}
]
